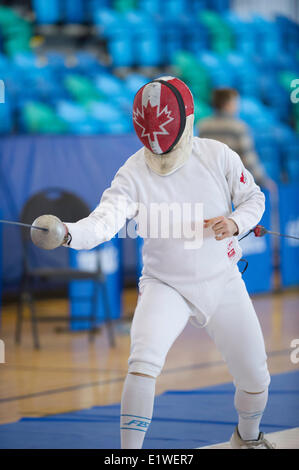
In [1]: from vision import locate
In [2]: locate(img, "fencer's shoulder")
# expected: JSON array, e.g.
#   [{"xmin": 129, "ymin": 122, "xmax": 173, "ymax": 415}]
[
  {"xmin": 192, "ymin": 136, "xmax": 228, "ymax": 157},
  {"xmin": 117, "ymin": 147, "xmax": 146, "ymax": 175},
  {"xmin": 192, "ymin": 137, "xmax": 235, "ymax": 173},
  {"xmin": 127, "ymin": 147, "xmax": 146, "ymax": 165}
]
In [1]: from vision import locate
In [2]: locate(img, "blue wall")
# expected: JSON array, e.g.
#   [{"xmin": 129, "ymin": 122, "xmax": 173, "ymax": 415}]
[{"xmin": 279, "ymin": 184, "xmax": 299, "ymax": 287}]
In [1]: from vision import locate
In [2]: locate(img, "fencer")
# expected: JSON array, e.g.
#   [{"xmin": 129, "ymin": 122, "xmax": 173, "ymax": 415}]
[{"xmin": 32, "ymin": 77, "xmax": 274, "ymax": 449}]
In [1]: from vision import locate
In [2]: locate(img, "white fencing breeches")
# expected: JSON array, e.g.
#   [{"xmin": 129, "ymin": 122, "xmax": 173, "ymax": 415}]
[{"xmin": 128, "ymin": 267, "xmax": 270, "ymax": 393}]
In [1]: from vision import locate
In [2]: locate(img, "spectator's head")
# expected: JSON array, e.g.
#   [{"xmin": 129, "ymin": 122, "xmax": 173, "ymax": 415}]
[{"xmin": 212, "ymin": 88, "xmax": 239, "ymax": 116}]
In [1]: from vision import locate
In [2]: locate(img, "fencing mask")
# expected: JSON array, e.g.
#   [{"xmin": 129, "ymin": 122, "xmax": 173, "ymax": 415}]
[{"xmin": 133, "ymin": 76, "xmax": 194, "ymax": 176}]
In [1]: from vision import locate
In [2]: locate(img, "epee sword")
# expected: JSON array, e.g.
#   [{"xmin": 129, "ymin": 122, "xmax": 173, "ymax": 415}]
[{"xmin": 0, "ymin": 219, "xmax": 48, "ymax": 232}]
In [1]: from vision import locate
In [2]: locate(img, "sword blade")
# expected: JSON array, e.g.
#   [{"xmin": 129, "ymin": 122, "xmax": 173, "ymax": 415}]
[
  {"xmin": 266, "ymin": 230, "xmax": 299, "ymax": 241},
  {"xmin": 0, "ymin": 219, "xmax": 48, "ymax": 232}
]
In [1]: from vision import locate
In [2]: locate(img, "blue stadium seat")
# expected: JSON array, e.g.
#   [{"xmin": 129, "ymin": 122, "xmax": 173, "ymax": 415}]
[
  {"xmin": 74, "ymin": 51, "xmax": 104, "ymax": 74},
  {"xmin": 44, "ymin": 52, "xmax": 69, "ymax": 80},
  {"xmin": 64, "ymin": 0, "xmax": 85, "ymax": 24},
  {"xmin": 239, "ymin": 97, "xmax": 277, "ymax": 130},
  {"xmin": 12, "ymin": 51, "xmax": 38, "ymax": 69},
  {"xmin": 111, "ymin": 94, "xmax": 132, "ymax": 115},
  {"xmin": 124, "ymin": 11, "xmax": 162, "ymax": 66},
  {"xmin": 28, "ymin": 69, "xmax": 66, "ymax": 105},
  {"xmin": 210, "ymin": 0, "xmax": 230, "ymax": 12},
  {"xmin": 57, "ymin": 100, "xmax": 88, "ymax": 123},
  {"xmin": 89, "ymin": 101, "xmax": 125, "ymax": 123},
  {"xmin": 190, "ymin": 0, "xmax": 207, "ymax": 12},
  {"xmin": 94, "ymin": 74, "xmax": 132, "ymax": 114},
  {"xmin": 224, "ymin": 12, "xmax": 256, "ymax": 57},
  {"xmin": 224, "ymin": 54, "xmax": 259, "ymax": 97},
  {"xmin": 259, "ymin": 74, "xmax": 291, "ymax": 122},
  {"xmin": 32, "ymin": 0, "xmax": 61, "ymax": 24},
  {"xmin": 276, "ymin": 15, "xmax": 299, "ymax": 55},
  {"xmin": 181, "ymin": 15, "xmax": 209, "ymax": 53},
  {"xmin": 124, "ymin": 74, "xmax": 148, "ymax": 95},
  {"xmin": 138, "ymin": 0, "xmax": 160, "ymax": 14},
  {"xmin": 159, "ymin": 19, "xmax": 183, "ymax": 64},
  {"xmin": 160, "ymin": 0, "xmax": 186, "ymax": 18},
  {"xmin": 251, "ymin": 15, "xmax": 281, "ymax": 61},
  {"xmin": 57, "ymin": 99, "xmax": 102, "ymax": 134},
  {"xmin": 197, "ymin": 51, "xmax": 235, "ymax": 87},
  {"xmin": 134, "ymin": 28, "xmax": 162, "ymax": 66},
  {"xmin": 93, "ymin": 8, "xmax": 125, "ymax": 38},
  {"xmin": 95, "ymin": 73, "xmax": 125, "ymax": 98},
  {"xmin": 45, "ymin": 51, "xmax": 66, "ymax": 67},
  {"xmin": 89, "ymin": 0, "xmax": 111, "ymax": 11},
  {"xmin": 93, "ymin": 10, "xmax": 134, "ymax": 66},
  {"xmin": 108, "ymin": 33, "xmax": 134, "ymax": 67}
]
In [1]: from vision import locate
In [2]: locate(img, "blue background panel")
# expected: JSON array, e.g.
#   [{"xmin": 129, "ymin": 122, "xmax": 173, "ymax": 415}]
[
  {"xmin": 279, "ymin": 184, "xmax": 299, "ymax": 287},
  {"xmin": 69, "ymin": 237, "xmax": 122, "ymax": 330},
  {"xmin": 238, "ymin": 190, "xmax": 273, "ymax": 294}
]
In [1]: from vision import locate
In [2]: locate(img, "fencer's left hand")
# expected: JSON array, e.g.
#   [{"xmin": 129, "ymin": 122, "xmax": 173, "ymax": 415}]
[{"xmin": 204, "ymin": 216, "xmax": 239, "ymax": 241}]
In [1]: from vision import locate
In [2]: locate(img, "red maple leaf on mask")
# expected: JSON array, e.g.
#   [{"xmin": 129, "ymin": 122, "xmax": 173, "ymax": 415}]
[{"xmin": 133, "ymin": 101, "xmax": 174, "ymax": 146}]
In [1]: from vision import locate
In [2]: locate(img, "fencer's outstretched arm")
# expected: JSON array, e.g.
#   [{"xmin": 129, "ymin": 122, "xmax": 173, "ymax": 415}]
[
  {"xmin": 224, "ymin": 145, "xmax": 265, "ymax": 236},
  {"xmin": 64, "ymin": 165, "xmax": 138, "ymax": 250}
]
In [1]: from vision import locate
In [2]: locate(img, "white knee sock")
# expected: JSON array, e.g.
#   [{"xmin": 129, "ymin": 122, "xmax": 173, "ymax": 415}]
[
  {"xmin": 234, "ymin": 388, "xmax": 268, "ymax": 441},
  {"xmin": 120, "ymin": 373, "xmax": 156, "ymax": 449}
]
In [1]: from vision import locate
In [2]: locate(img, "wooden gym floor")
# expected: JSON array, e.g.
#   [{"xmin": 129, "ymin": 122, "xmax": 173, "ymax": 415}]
[{"xmin": 0, "ymin": 287, "xmax": 298, "ymax": 437}]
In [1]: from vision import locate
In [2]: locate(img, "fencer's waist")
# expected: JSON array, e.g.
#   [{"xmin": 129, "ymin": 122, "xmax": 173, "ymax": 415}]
[{"xmin": 140, "ymin": 238, "xmax": 241, "ymax": 285}]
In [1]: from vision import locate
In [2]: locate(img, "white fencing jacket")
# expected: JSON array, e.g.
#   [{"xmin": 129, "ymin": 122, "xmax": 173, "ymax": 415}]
[{"xmin": 65, "ymin": 137, "xmax": 265, "ymax": 326}]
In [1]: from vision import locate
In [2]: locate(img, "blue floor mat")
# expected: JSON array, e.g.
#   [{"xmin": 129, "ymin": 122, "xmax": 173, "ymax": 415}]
[{"xmin": 0, "ymin": 370, "xmax": 298, "ymax": 449}]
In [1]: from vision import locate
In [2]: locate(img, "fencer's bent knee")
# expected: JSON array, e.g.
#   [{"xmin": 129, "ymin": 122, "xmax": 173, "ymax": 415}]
[
  {"xmin": 128, "ymin": 339, "xmax": 167, "ymax": 378},
  {"xmin": 234, "ymin": 362, "xmax": 271, "ymax": 393},
  {"xmin": 128, "ymin": 359, "xmax": 163, "ymax": 378},
  {"xmin": 129, "ymin": 372, "xmax": 155, "ymax": 379}
]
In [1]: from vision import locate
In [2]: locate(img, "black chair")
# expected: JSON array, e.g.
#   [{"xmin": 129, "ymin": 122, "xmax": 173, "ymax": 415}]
[{"xmin": 15, "ymin": 188, "xmax": 115, "ymax": 349}]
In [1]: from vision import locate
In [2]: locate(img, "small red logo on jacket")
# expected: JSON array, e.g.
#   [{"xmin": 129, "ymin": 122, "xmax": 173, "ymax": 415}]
[
  {"xmin": 240, "ymin": 172, "xmax": 247, "ymax": 184},
  {"xmin": 227, "ymin": 241, "xmax": 236, "ymax": 259}
]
